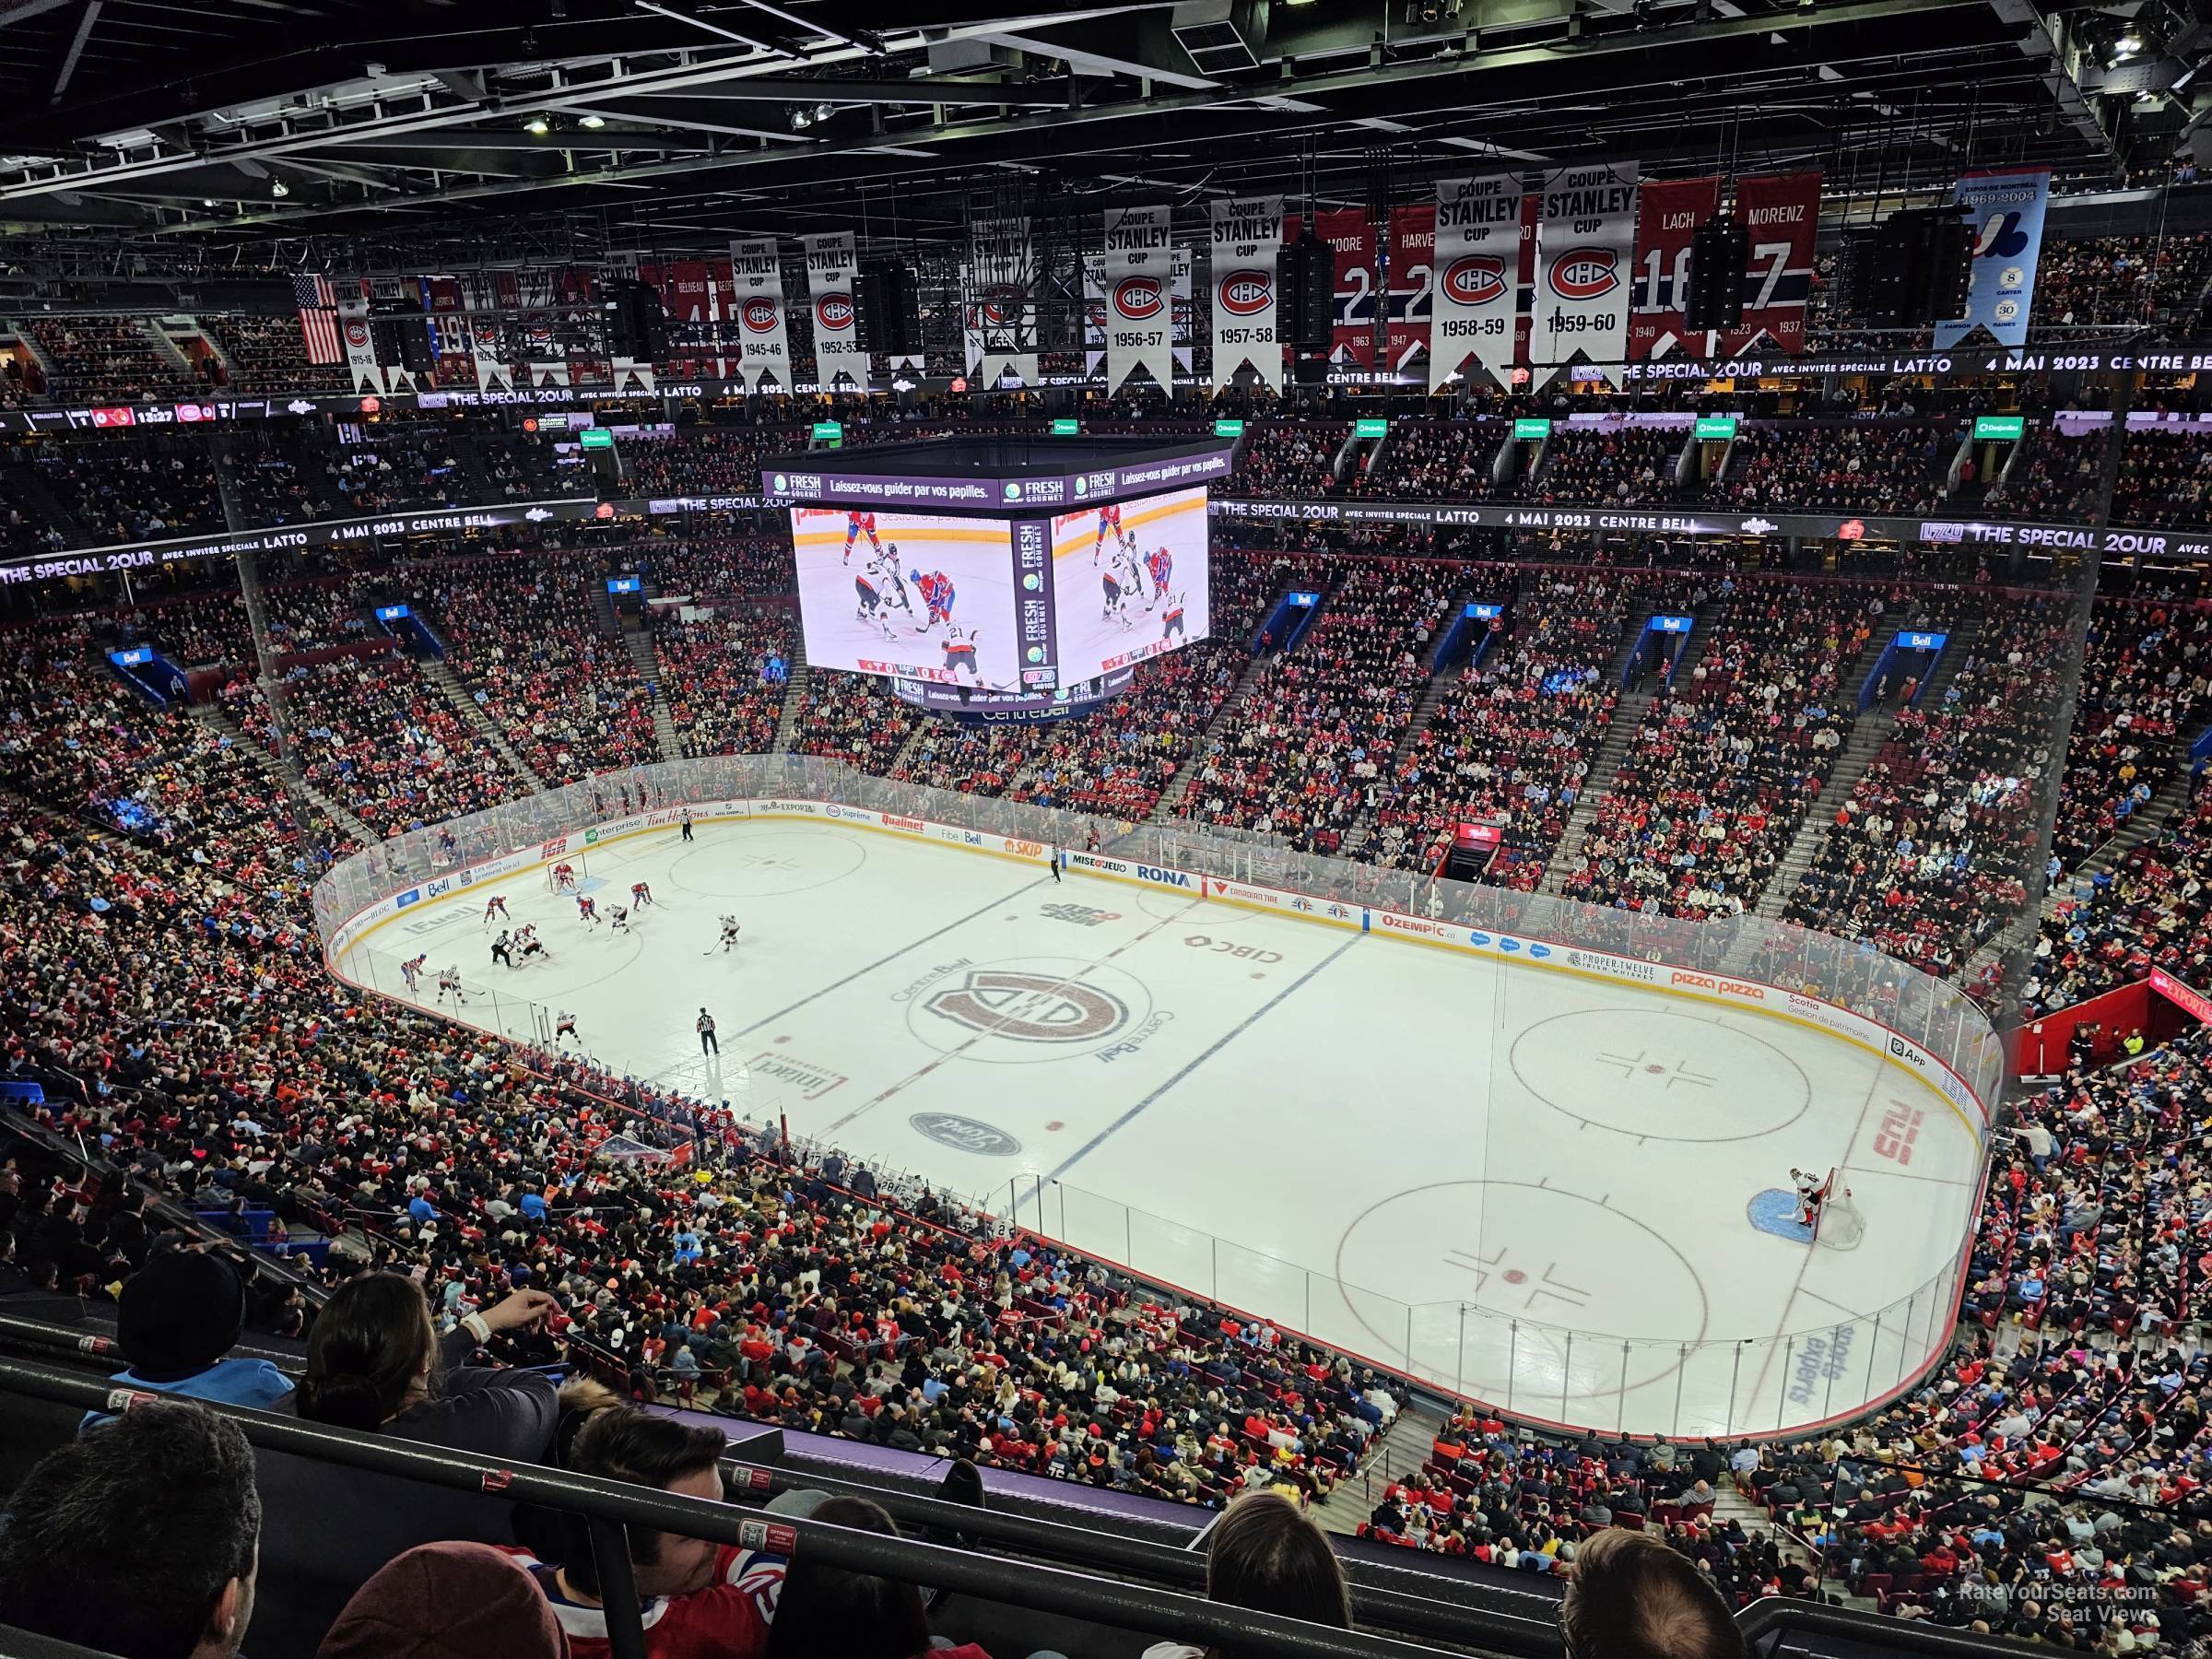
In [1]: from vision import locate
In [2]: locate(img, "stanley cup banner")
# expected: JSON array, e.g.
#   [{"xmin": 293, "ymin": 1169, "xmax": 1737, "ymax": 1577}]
[
  {"xmin": 1084, "ymin": 248, "xmax": 1192, "ymax": 377},
  {"xmin": 340, "ymin": 314, "xmax": 383, "ymax": 395},
  {"xmin": 1534, "ymin": 159, "xmax": 1640, "ymax": 383},
  {"xmin": 470, "ymin": 318, "xmax": 514, "ymax": 394},
  {"xmin": 1429, "ymin": 174, "xmax": 1523, "ymax": 392},
  {"xmin": 1629, "ymin": 176, "xmax": 1720, "ymax": 360},
  {"xmin": 967, "ymin": 214, "xmax": 1037, "ymax": 386},
  {"xmin": 1718, "ymin": 171, "xmax": 1823, "ymax": 357},
  {"xmin": 727, "ymin": 237, "xmax": 794, "ymax": 392},
  {"xmin": 1208, "ymin": 194, "xmax": 1281, "ymax": 392},
  {"xmin": 1100, "ymin": 204, "xmax": 1177, "ymax": 393},
  {"xmin": 1935, "ymin": 167, "xmax": 2051, "ymax": 350},
  {"xmin": 802, "ymin": 232, "xmax": 867, "ymax": 391}
]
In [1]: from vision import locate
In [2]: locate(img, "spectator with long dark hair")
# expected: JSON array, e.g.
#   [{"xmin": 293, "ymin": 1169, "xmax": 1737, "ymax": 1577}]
[
  {"xmin": 1141, "ymin": 1488, "xmax": 1351, "ymax": 1659},
  {"xmin": 762, "ymin": 1494, "xmax": 1003, "ymax": 1659}
]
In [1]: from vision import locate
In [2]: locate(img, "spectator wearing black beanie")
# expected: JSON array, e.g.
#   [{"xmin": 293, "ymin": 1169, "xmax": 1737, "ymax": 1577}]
[{"xmin": 81, "ymin": 1247, "xmax": 295, "ymax": 1432}]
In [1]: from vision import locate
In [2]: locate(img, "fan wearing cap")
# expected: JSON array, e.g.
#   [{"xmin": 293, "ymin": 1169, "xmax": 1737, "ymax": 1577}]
[
  {"xmin": 318, "ymin": 1542, "xmax": 570, "ymax": 1659},
  {"xmin": 82, "ymin": 1248, "xmax": 294, "ymax": 1433}
]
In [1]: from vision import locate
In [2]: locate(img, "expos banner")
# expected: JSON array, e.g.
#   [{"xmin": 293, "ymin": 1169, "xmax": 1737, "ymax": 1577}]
[
  {"xmin": 1208, "ymin": 195, "xmax": 1281, "ymax": 392},
  {"xmin": 1100, "ymin": 205, "xmax": 1178, "ymax": 393},
  {"xmin": 802, "ymin": 232, "xmax": 868, "ymax": 391},
  {"xmin": 726, "ymin": 238, "xmax": 794, "ymax": 392},
  {"xmin": 967, "ymin": 214, "xmax": 1038, "ymax": 386},
  {"xmin": 1935, "ymin": 168, "xmax": 2051, "ymax": 350},
  {"xmin": 1534, "ymin": 160, "xmax": 1639, "ymax": 384},
  {"xmin": 1629, "ymin": 176, "xmax": 1719, "ymax": 360},
  {"xmin": 1429, "ymin": 173, "xmax": 1524, "ymax": 392},
  {"xmin": 1715, "ymin": 171, "xmax": 1822, "ymax": 356}
]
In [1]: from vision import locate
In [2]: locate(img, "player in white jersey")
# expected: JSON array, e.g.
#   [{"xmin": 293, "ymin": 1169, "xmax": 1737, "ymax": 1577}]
[
  {"xmin": 609, "ymin": 904, "xmax": 630, "ymax": 934},
  {"xmin": 718, "ymin": 914, "xmax": 742, "ymax": 952},
  {"xmin": 515, "ymin": 924, "xmax": 547, "ymax": 964},
  {"xmin": 1792, "ymin": 1168, "xmax": 1823, "ymax": 1228},
  {"xmin": 943, "ymin": 623, "xmax": 982, "ymax": 686},
  {"xmin": 555, "ymin": 1010, "xmax": 578, "ymax": 1045},
  {"xmin": 437, "ymin": 966, "xmax": 467, "ymax": 1006}
]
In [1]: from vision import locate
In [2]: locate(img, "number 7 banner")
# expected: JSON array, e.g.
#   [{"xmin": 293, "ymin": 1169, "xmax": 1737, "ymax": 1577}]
[
  {"xmin": 1629, "ymin": 177, "xmax": 1719, "ymax": 360},
  {"xmin": 1717, "ymin": 171, "xmax": 1821, "ymax": 357}
]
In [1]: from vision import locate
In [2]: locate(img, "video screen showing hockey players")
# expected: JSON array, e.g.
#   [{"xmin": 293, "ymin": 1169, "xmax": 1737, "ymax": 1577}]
[
  {"xmin": 791, "ymin": 507, "xmax": 1021, "ymax": 690},
  {"xmin": 1049, "ymin": 485, "xmax": 1213, "ymax": 688}
]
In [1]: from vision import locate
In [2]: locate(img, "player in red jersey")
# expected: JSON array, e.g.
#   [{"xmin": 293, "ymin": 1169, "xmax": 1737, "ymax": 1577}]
[
  {"xmin": 841, "ymin": 509, "xmax": 882, "ymax": 563},
  {"xmin": 1093, "ymin": 500, "xmax": 1130, "ymax": 562},
  {"xmin": 912, "ymin": 568, "xmax": 956, "ymax": 629},
  {"xmin": 577, "ymin": 893, "xmax": 600, "ymax": 926},
  {"xmin": 481, "ymin": 893, "xmax": 510, "ymax": 924},
  {"xmin": 1144, "ymin": 545, "xmax": 1174, "ymax": 606},
  {"xmin": 631, "ymin": 880, "xmax": 653, "ymax": 908}
]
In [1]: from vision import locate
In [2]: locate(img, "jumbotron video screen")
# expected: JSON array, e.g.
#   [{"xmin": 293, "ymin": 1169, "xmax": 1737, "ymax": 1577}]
[
  {"xmin": 1050, "ymin": 485, "xmax": 1214, "ymax": 687},
  {"xmin": 790, "ymin": 506, "xmax": 1019, "ymax": 689}
]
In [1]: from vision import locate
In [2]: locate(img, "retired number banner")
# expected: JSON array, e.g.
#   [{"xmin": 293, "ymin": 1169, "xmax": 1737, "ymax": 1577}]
[
  {"xmin": 1534, "ymin": 160, "xmax": 1639, "ymax": 382},
  {"xmin": 1629, "ymin": 176, "xmax": 1720, "ymax": 360},
  {"xmin": 726, "ymin": 238, "xmax": 793, "ymax": 393},
  {"xmin": 802, "ymin": 232, "xmax": 867, "ymax": 391},
  {"xmin": 1208, "ymin": 195, "xmax": 1281, "ymax": 392},
  {"xmin": 1718, "ymin": 171, "xmax": 1823, "ymax": 357},
  {"xmin": 1429, "ymin": 174, "xmax": 1523, "ymax": 392}
]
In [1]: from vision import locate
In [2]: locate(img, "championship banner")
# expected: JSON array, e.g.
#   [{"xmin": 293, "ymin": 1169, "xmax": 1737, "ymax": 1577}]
[
  {"xmin": 1100, "ymin": 205, "xmax": 1177, "ymax": 392},
  {"xmin": 1208, "ymin": 194, "xmax": 1281, "ymax": 392},
  {"xmin": 1629, "ymin": 176, "xmax": 1719, "ymax": 360},
  {"xmin": 967, "ymin": 214, "xmax": 1037, "ymax": 386},
  {"xmin": 340, "ymin": 315, "xmax": 382, "ymax": 395},
  {"xmin": 1386, "ymin": 204, "xmax": 1435, "ymax": 377},
  {"xmin": 470, "ymin": 319, "xmax": 514, "ymax": 394},
  {"xmin": 1084, "ymin": 248, "xmax": 1192, "ymax": 378},
  {"xmin": 726, "ymin": 237, "xmax": 793, "ymax": 392},
  {"xmin": 1516, "ymin": 194, "xmax": 1539, "ymax": 370},
  {"xmin": 1534, "ymin": 160, "xmax": 1639, "ymax": 382},
  {"xmin": 1429, "ymin": 174, "xmax": 1523, "ymax": 392},
  {"xmin": 802, "ymin": 232, "xmax": 867, "ymax": 391},
  {"xmin": 1936, "ymin": 168, "xmax": 2051, "ymax": 350},
  {"xmin": 1284, "ymin": 206, "xmax": 1378, "ymax": 367},
  {"xmin": 1718, "ymin": 171, "xmax": 1822, "ymax": 357},
  {"xmin": 611, "ymin": 356, "xmax": 656, "ymax": 394}
]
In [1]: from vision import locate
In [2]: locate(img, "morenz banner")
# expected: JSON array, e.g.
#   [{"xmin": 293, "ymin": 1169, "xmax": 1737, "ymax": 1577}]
[
  {"xmin": 1534, "ymin": 160, "xmax": 1639, "ymax": 383},
  {"xmin": 1429, "ymin": 174, "xmax": 1524, "ymax": 393},
  {"xmin": 1936, "ymin": 167, "xmax": 2051, "ymax": 350},
  {"xmin": 1100, "ymin": 204, "xmax": 1177, "ymax": 393},
  {"xmin": 1209, "ymin": 195, "xmax": 1282, "ymax": 392},
  {"xmin": 1629, "ymin": 176, "xmax": 1719, "ymax": 360},
  {"xmin": 802, "ymin": 232, "xmax": 867, "ymax": 391},
  {"xmin": 1719, "ymin": 171, "xmax": 1823, "ymax": 357},
  {"xmin": 726, "ymin": 237, "xmax": 794, "ymax": 393}
]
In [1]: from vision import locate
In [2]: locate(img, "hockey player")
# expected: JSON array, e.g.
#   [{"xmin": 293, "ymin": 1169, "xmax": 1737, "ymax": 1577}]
[
  {"xmin": 1792, "ymin": 1168, "xmax": 1823, "ymax": 1229},
  {"xmin": 550, "ymin": 862, "xmax": 577, "ymax": 893},
  {"xmin": 1144, "ymin": 545, "xmax": 1173, "ymax": 606},
  {"xmin": 436, "ymin": 965, "xmax": 466, "ymax": 1006},
  {"xmin": 515, "ymin": 924, "xmax": 547, "ymax": 964},
  {"xmin": 718, "ymin": 914, "xmax": 742, "ymax": 953},
  {"xmin": 943, "ymin": 623, "xmax": 982, "ymax": 686},
  {"xmin": 577, "ymin": 893, "xmax": 600, "ymax": 926},
  {"xmin": 555, "ymin": 1010, "xmax": 579, "ymax": 1045},
  {"xmin": 1160, "ymin": 589, "xmax": 1186, "ymax": 647},
  {"xmin": 1092, "ymin": 500, "xmax": 1130, "ymax": 563},
  {"xmin": 400, "ymin": 955, "xmax": 427, "ymax": 994},
  {"xmin": 482, "ymin": 893, "xmax": 510, "ymax": 925},
  {"xmin": 609, "ymin": 904, "xmax": 631, "ymax": 934},
  {"xmin": 913, "ymin": 569, "xmax": 956, "ymax": 631},
  {"xmin": 630, "ymin": 880, "xmax": 653, "ymax": 909},
  {"xmin": 841, "ymin": 509, "xmax": 883, "ymax": 563},
  {"xmin": 490, "ymin": 930, "xmax": 514, "ymax": 970}
]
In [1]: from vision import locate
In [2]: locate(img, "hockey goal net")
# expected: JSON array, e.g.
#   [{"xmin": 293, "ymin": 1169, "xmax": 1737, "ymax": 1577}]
[
  {"xmin": 1814, "ymin": 1167, "xmax": 1865, "ymax": 1251},
  {"xmin": 546, "ymin": 853, "xmax": 587, "ymax": 894}
]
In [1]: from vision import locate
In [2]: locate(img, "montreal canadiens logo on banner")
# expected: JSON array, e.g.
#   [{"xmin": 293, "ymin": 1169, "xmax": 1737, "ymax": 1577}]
[
  {"xmin": 981, "ymin": 288, "xmax": 1020, "ymax": 327},
  {"xmin": 742, "ymin": 297, "xmax": 780, "ymax": 333},
  {"xmin": 1217, "ymin": 270, "xmax": 1271, "ymax": 315},
  {"xmin": 1441, "ymin": 255, "xmax": 1508, "ymax": 307},
  {"xmin": 344, "ymin": 321, "xmax": 369, "ymax": 347},
  {"xmin": 816, "ymin": 292, "xmax": 853, "ymax": 331},
  {"xmin": 1112, "ymin": 276, "xmax": 1165, "ymax": 320},
  {"xmin": 1549, "ymin": 250, "xmax": 1619, "ymax": 300}
]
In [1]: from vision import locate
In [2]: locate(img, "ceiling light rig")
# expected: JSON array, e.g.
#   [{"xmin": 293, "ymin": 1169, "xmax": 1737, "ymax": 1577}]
[{"xmin": 525, "ymin": 115, "xmax": 551, "ymax": 135}]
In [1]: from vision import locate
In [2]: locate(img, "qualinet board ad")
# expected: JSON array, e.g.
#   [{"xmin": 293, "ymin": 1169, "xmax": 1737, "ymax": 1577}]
[
  {"xmin": 1048, "ymin": 485, "xmax": 1212, "ymax": 686},
  {"xmin": 791, "ymin": 506, "xmax": 1019, "ymax": 688}
]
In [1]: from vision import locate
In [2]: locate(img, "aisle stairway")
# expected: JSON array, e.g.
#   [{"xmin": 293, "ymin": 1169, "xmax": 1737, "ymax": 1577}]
[
  {"xmin": 1338, "ymin": 643, "xmax": 1466, "ymax": 861},
  {"xmin": 771, "ymin": 630, "xmax": 811, "ymax": 753},
  {"xmin": 420, "ymin": 658, "xmax": 546, "ymax": 792},
  {"xmin": 1146, "ymin": 649, "xmax": 1272, "ymax": 825},
  {"xmin": 191, "ymin": 700, "xmax": 375, "ymax": 847},
  {"xmin": 1311, "ymin": 1401, "xmax": 1450, "ymax": 1538}
]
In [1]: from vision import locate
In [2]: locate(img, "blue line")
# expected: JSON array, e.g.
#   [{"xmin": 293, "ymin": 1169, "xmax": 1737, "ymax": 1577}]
[{"xmin": 1047, "ymin": 931, "xmax": 1362, "ymax": 1182}]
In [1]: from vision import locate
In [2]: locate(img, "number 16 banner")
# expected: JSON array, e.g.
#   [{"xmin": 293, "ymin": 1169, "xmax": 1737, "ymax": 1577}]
[
  {"xmin": 1534, "ymin": 159, "xmax": 1639, "ymax": 383},
  {"xmin": 1429, "ymin": 174, "xmax": 1523, "ymax": 393}
]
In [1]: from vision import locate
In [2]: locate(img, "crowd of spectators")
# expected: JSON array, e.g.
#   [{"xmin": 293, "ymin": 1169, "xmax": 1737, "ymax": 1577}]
[
  {"xmin": 1706, "ymin": 424, "xmax": 1950, "ymax": 515},
  {"xmin": 1560, "ymin": 579, "xmax": 1873, "ymax": 918},
  {"xmin": 653, "ymin": 606, "xmax": 794, "ymax": 759},
  {"xmin": 1360, "ymin": 421, "xmax": 1505, "ymax": 500},
  {"xmin": 1229, "ymin": 422, "xmax": 1349, "ymax": 498},
  {"xmin": 477, "ymin": 430, "xmax": 592, "ymax": 500},
  {"xmin": 322, "ymin": 426, "xmax": 475, "ymax": 515},
  {"xmin": 197, "ymin": 312, "xmax": 347, "ymax": 393},
  {"xmin": 25, "ymin": 315, "xmax": 190, "ymax": 402},
  {"xmin": 2030, "ymin": 233, "xmax": 2212, "ymax": 335},
  {"xmin": 789, "ymin": 668, "xmax": 922, "ymax": 772},
  {"xmin": 30, "ymin": 434, "xmax": 228, "ymax": 544},
  {"xmin": 1526, "ymin": 426, "xmax": 1685, "ymax": 506},
  {"xmin": 2050, "ymin": 598, "xmax": 2209, "ymax": 872},
  {"xmin": 625, "ymin": 429, "xmax": 785, "ymax": 497},
  {"xmin": 2109, "ymin": 429, "xmax": 2212, "ymax": 529},
  {"xmin": 1985, "ymin": 428, "xmax": 2105, "ymax": 521}
]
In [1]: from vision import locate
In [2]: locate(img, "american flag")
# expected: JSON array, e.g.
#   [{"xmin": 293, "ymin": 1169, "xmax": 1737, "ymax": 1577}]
[{"xmin": 294, "ymin": 273, "xmax": 340, "ymax": 364}]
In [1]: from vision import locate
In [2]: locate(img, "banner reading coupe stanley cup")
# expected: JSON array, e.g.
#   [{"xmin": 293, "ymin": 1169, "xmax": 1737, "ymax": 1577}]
[
  {"xmin": 1208, "ymin": 194, "xmax": 1281, "ymax": 392},
  {"xmin": 1935, "ymin": 167, "xmax": 2051, "ymax": 350},
  {"xmin": 802, "ymin": 232, "xmax": 867, "ymax": 392},
  {"xmin": 967, "ymin": 214, "xmax": 1037, "ymax": 386},
  {"xmin": 726, "ymin": 238, "xmax": 794, "ymax": 393},
  {"xmin": 1429, "ymin": 174, "xmax": 1524, "ymax": 392},
  {"xmin": 1534, "ymin": 159, "xmax": 1639, "ymax": 384},
  {"xmin": 1100, "ymin": 205, "xmax": 1177, "ymax": 393}
]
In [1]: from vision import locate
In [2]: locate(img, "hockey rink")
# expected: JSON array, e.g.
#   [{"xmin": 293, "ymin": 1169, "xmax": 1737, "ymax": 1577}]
[{"xmin": 335, "ymin": 817, "xmax": 1985, "ymax": 1438}]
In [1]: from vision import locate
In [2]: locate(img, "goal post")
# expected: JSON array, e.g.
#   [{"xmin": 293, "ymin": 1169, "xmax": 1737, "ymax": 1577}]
[
  {"xmin": 1814, "ymin": 1166, "xmax": 1865, "ymax": 1251},
  {"xmin": 547, "ymin": 852, "xmax": 587, "ymax": 893}
]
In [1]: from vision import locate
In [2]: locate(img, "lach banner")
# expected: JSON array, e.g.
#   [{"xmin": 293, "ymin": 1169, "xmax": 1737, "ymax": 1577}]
[
  {"xmin": 803, "ymin": 232, "xmax": 867, "ymax": 391},
  {"xmin": 1718, "ymin": 171, "xmax": 1823, "ymax": 357},
  {"xmin": 1936, "ymin": 168, "xmax": 2050, "ymax": 350},
  {"xmin": 1208, "ymin": 194, "xmax": 1281, "ymax": 392},
  {"xmin": 726, "ymin": 237, "xmax": 794, "ymax": 393},
  {"xmin": 1100, "ymin": 204, "xmax": 1177, "ymax": 393},
  {"xmin": 1429, "ymin": 174, "xmax": 1524, "ymax": 393},
  {"xmin": 1534, "ymin": 160, "xmax": 1639, "ymax": 383},
  {"xmin": 1629, "ymin": 176, "xmax": 1720, "ymax": 360}
]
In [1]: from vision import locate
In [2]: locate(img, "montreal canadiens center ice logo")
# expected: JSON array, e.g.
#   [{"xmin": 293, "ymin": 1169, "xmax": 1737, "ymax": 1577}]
[
  {"xmin": 1441, "ymin": 255, "xmax": 1509, "ymax": 307},
  {"xmin": 925, "ymin": 971, "xmax": 1129, "ymax": 1043},
  {"xmin": 1218, "ymin": 270, "xmax": 1270, "ymax": 315},
  {"xmin": 742, "ymin": 297, "xmax": 779, "ymax": 333},
  {"xmin": 1547, "ymin": 249, "xmax": 1619, "ymax": 300},
  {"xmin": 1113, "ymin": 276, "xmax": 1166, "ymax": 321}
]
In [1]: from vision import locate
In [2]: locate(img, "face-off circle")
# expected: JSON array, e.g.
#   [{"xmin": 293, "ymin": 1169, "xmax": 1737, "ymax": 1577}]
[
  {"xmin": 1509, "ymin": 1008, "xmax": 1812, "ymax": 1140},
  {"xmin": 671, "ymin": 830, "xmax": 864, "ymax": 899}
]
